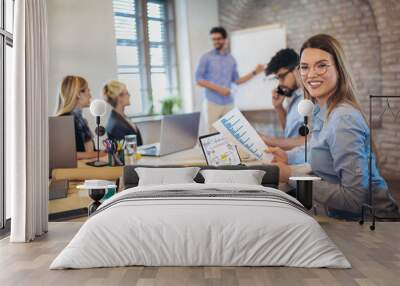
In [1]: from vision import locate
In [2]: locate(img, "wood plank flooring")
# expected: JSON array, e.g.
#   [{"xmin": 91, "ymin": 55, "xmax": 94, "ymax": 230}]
[{"xmin": 1, "ymin": 221, "xmax": 400, "ymax": 286}]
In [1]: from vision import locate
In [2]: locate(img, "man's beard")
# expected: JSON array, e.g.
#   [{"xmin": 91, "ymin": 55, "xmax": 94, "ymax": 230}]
[{"xmin": 278, "ymin": 86, "xmax": 295, "ymax": 97}]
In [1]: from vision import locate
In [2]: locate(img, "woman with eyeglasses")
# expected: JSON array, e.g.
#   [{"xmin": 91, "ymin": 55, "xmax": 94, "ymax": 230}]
[
  {"xmin": 103, "ymin": 80, "xmax": 143, "ymax": 145},
  {"xmin": 57, "ymin": 75, "xmax": 105, "ymax": 159},
  {"xmin": 267, "ymin": 34, "xmax": 399, "ymax": 218}
]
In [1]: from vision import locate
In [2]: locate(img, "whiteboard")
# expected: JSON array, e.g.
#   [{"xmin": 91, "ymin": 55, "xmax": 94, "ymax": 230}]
[{"xmin": 231, "ymin": 24, "xmax": 286, "ymax": 110}]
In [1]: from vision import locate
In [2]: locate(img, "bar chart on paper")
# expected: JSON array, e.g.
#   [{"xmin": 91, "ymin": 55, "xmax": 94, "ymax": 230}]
[{"xmin": 213, "ymin": 108, "xmax": 271, "ymax": 162}]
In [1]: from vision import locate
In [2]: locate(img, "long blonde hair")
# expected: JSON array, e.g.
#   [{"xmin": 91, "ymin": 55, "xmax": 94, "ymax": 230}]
[
  {"xmin": 56, "ymin": 75, "xmax": 88, "ymax": 116},
  {"xmin": 103, "ymin": 80, "xmax": 126, "ymax": 108},
  {"xmin": 299, "ymin": 34, "xmax": 378, "ymax": 160}
]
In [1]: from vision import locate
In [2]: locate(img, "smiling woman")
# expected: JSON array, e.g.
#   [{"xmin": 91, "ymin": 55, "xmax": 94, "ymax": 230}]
[
  {"xmin": 298, "ymin": 35, "xmax": 359, "ymax": 121},
  {"xmin": 269, "ymin": 34, "xmax": 400, "ymax": 219}
]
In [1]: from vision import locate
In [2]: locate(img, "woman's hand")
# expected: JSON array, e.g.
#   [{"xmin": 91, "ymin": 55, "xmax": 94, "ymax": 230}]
[
  {"xmin": 259, "ymin": 133, "xmax": 277, "ymax": 147},
  {"xmin": 265, "ymin": 146, "xmax": 288, "ymax": 164}
]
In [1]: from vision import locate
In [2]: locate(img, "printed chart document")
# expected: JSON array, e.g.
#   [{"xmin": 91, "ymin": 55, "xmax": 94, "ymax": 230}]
[{"xmin": 213, "ymin": 108, "xmax": 272, "ymax": 162}]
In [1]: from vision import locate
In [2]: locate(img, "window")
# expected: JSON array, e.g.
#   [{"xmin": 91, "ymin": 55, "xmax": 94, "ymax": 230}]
[
  {"xmin": 0, "ymin": 0, "xmax": 14, "ymax": 229},
  {"xmin": 112, "ymin": 0, "xmax": 178, "ymax": 115}
]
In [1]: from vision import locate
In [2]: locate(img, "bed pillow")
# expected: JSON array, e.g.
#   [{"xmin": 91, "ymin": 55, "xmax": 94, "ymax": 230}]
[
  {"xmin": 200, "ymin": 169, "xmax": 266, "ymax": 185},
  {"xmin": 135, "ymin": 167, "xmax": 200, "ymax": 186}
]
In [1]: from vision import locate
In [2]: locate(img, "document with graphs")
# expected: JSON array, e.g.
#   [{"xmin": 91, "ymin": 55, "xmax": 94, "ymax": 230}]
[{"xmin": 213, "ymin": 108, "xmax": 272, "ymax": 162}]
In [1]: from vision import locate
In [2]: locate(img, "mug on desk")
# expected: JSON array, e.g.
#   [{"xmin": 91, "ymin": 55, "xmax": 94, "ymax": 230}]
[
  {"xmin": 101, "ymin": 185, "xmax": 117, "ymax": 202},
  {"xmin": 124, "ymin": 134, "xmax": 137, "ymax": 165},
  {"xmin": 104, "ymin": 138, "xmax": 125, "ymax": 166}
]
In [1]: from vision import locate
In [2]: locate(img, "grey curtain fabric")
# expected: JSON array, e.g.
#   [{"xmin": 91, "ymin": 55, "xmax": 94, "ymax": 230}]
[{"xmin": 10, "ymin": 0, "xmax": 49, "ymax": 242}]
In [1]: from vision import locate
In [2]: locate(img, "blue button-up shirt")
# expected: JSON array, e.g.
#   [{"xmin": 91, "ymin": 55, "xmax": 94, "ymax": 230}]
[
  {"xmin": 287, "ymin": 103, "xmax": 397, "ymax": 216},
  {"xmin": 195, "ymin": 49, "xmax": 239, "ymax": 105},
  {"xmin": 288, "ymin": 103, "xmax": 386, "ymax": 188},
  {"xmin": 284, "ymin": 88, "xmax": 304, "ymax": 138}
]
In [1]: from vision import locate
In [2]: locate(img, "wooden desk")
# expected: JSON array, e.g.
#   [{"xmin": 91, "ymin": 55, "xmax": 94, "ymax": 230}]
[
  {"xmin": 52, "ymin": 163, "xmax": 123, "ymax": 181},
  {"xmin": 51, "ymin": 147, "xmax": 206, "ymax": 182},
  {"xmin": 135, "ymin": 147, "xmax": 207, "ymax": 166},
  {"xmin": 51, "ymin": 146, "xmax": 278, "ymax": 182},
  {"xmin": 51, "ymin": 146, "xmax": 279, "ymax": 182}
]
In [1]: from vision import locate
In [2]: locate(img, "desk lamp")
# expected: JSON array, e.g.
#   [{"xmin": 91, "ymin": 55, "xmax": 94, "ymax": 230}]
[
  {"xmin": 87, "ymin": 99, "xmax": 108, "ymax": 167},
  {"xmin": 297, "ymin": 99, "xmax": 314, "ymax": 162},
  {"xmin": 289, "ymin": 99, "xmax": 317, "ymax": 210}
]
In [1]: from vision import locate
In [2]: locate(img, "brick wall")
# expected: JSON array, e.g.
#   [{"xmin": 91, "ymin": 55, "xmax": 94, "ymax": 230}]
[
  {"xmin": 369, "ymin": 0, "xmax": 400, "ymax": 178},
  {"xmin": 219, "ymin": 0, "xmax": 400, "ymax": 179}
]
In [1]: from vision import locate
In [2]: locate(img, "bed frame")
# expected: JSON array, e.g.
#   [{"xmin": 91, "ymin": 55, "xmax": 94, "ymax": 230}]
[{"xmin": 122, "ymin": 165, "xmax": 280, "ymax": 190}]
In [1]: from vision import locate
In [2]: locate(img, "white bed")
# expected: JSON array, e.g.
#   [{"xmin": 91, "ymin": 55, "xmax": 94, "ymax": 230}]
[{"xmin": 50, "ymin": 183, "xmax": 350, "ymax": 269}]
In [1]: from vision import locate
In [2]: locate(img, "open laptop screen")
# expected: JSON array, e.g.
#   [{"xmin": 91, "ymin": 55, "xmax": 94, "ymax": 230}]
[{"xmin": 199, "ymin": 133, "xmax": 241, "ymax": 166}]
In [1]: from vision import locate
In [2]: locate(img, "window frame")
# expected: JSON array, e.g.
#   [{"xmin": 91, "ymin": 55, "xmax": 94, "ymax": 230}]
[
  {"xmin": 0, "ymin": 0, "xmax": 13, "ymax": 230},
  {"xmin": 113, "ymin": 0, "xmax": 178, "ymax": 116}
]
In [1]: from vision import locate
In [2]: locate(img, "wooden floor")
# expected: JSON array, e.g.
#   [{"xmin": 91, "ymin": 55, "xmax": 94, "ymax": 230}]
[{"xmin": 1, "ymin": 221, "xmax": 400, "ymax": 286}]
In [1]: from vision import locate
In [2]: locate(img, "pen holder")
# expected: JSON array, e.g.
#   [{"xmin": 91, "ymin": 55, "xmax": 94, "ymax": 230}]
[
  {"xmin": 107, "ymin": 152, "xmax": 116, "ymax": 166},
  {"xmin": 117, "ymin": 150, "xmax": 125, "ymax": 165}
]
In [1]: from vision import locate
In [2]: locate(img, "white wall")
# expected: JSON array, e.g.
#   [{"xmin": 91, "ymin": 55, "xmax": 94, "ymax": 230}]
[
  {"xmin": 47, "ymin": 0, "xmax": 117, "ymax": 124},
  {"xmin": 47, "ymin": 0, "xmax": 218, "ymax": 133},
  {"xmin": 175, "ymin": 0, "xmax": 219, "ymax": 113},
  {"xmin": 175, "ymin": 0, "xmax": 219, "ymax": 135}
]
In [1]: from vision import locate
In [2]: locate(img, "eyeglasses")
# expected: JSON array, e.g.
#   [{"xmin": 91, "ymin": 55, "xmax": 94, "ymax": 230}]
[
  {"xmin": 272, "ymin": 69, "xmax": 293, "ymax": 81},
  {"xmin": 297, "ymin": 62, "xmax": 332, "ymax": 76},
  {"xmin": 212, "ymin": 38, "xmax": 224, "ymax": 42}
]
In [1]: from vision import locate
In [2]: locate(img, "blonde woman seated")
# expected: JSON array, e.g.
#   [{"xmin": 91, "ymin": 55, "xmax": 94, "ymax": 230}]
[
  {"xmin": 103, "ymin": 80, "xmax": 143, "ymax": 145},
  {"xmin": 57, "ymin": 75, "xmax": 105, "ymax": 160}
]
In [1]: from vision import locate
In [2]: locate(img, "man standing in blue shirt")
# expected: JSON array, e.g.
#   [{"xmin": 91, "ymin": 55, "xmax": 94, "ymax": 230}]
[
  {"xmin": 195, "ymin": 26, "xmax": 264, "ymax": 132},
  {"xmin": 260, "ymin": 49, "xmax": 306, "ymax": 150}
]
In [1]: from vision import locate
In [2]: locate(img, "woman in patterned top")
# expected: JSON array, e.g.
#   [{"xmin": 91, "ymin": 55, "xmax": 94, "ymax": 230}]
[{"xmin": 56, "ymin": 75, "xmax": 105, "ymax": 159}]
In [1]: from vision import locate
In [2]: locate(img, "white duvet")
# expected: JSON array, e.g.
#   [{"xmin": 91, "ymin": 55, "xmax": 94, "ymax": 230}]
[{"xmin": 50, "ymin": 183, "xmax": 350, "ymax": 269}]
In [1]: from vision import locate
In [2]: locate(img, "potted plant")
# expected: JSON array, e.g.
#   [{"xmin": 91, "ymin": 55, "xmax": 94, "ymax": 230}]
[{"xmin": 160, "ymin": 95, "xmax": 182, "ymax": 115}]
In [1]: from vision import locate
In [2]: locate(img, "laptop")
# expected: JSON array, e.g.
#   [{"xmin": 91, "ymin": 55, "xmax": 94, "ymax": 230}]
[
  {"xmin": 138, "ymin": 112, "xmax": 200, "ymax": 156},
  {"xmin": 199, "ymin": 132, "xmax": 242, "ymax": 166}
]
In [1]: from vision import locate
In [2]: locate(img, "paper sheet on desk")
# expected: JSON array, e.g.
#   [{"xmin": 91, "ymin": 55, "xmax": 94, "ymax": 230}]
[{"xmin": 213, "ymin": 108, "xmax": 272, "ymax": 162}]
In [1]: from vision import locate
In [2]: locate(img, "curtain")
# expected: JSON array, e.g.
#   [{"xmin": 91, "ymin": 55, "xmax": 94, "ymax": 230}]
[{"xmin": 10, "ymin": 0, "xmax": 49, "ymax": 242}]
